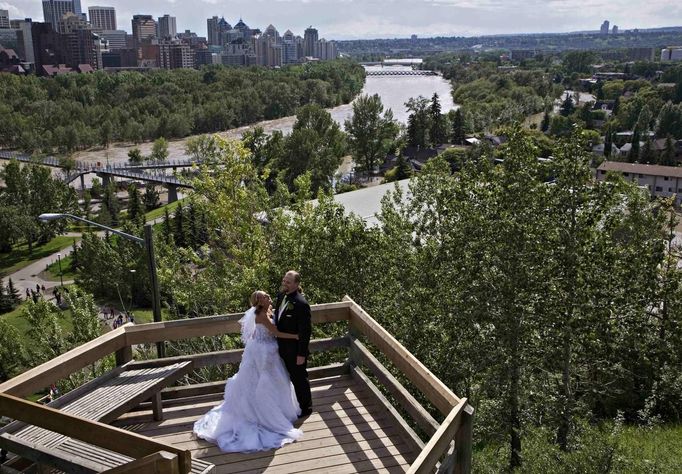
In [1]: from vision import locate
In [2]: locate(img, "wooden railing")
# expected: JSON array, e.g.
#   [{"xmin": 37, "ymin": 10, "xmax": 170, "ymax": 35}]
[{"xmin": 0, "ymin": 299, "xmax": 473, "ymax": 473}]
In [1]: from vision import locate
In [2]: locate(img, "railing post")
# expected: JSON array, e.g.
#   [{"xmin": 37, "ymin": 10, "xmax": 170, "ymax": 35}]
[
  {"xmin": 115, "ymin": 344, "xmax": 133, "ymax": 367},
  {"xmin": 453, "ymin": 404, "xmax": 474, "ymax": 474}
]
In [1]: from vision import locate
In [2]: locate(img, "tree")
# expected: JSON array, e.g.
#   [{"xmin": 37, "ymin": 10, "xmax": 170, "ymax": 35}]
[
  {"xmin": 604, "ymin": 125, "xmax": 613, "ymax": 157},
  {"xmin": 150, "ymin": 137, "xmax": 169, "ymax": 162},
  {"xmin": 560, "ymin": 93, "xmax": 575, "ymax": 117},
  {"xmin": 127, "ymin": 147, "xmax": 143, "ymax": 164},
  {"xmin": 636, "ymin": 104, "xmax": 653, "ymax": 133},
  {"xmin": 102, "ymin": 181, "xmax": 120, "ymax": 226},
  {"xmin": 127, "ymin": 183, "xmax": 144, "ymax": 225},
  {"xmin": 429, "ymin": 93, "xmax": 448, "ymax": 145},
  {"xmin": 627, "ymin": 127, "xmax": 641, "ymax": 163},
  {"xmin": 163, "ymin": 207, "xmax": 173, "ymax": 243},
  {"xmin": 405, "ymin": 96, "xmax": 431, "ymax": 148},
  {"xmin": 6, "ymin": 278, "xmax": 20, "ymax": 308},
  {"xmin": 452, "ymin": 108, "xmax": 467, "ymax": 143},
  {"xmin": 174, "ymin": 202, "xmax": 186, "ymax": 247},
  {"xmin": 143, "ymin": 185, "xmax": 160, "ymax": 211},
  {"xmin": 91, "ymin": 177, "xmax": 103, "ymax": 199},
  {"xmin": 640, "ymin": 136, "xmax": 657, "ymax": 164},
  {"xmin": 0, "ymin": 319, "xmax": 25, "ymax": 381},
  {"xmin": 656, "ymin": 102, "xmax": 682, "ymax": 139},
  {"xmin": 280, "ymin": 104, "xmax": 346, "ymax": 193},
  {"xmin": 344, "ymin": 94, "xmax": 399, "ymax": 178},
  {"xmin": 661, "ymin": 135, "xmax": 676, "ymax": 166},
  {"xmin": 540, "ymin": 111, "xmax": 551, "ymax": 133},
  {"xmin": 100, "ymin": 120, "xmax": 113, "ymax": 149}
]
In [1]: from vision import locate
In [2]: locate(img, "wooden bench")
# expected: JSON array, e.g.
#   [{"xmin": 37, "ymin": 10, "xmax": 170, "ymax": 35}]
[{"xmin": 0, "ymin": 360, "xmax": 215, "ymax": 473}]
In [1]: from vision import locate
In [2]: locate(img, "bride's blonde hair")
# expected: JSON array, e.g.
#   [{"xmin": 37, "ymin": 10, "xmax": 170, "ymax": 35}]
[{"xmin": 250, "ymin": 290, "xmax": 268, "ymax": 308}]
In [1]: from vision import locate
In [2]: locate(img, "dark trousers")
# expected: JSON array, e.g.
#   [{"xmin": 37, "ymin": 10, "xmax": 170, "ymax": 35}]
[{"xmin": 278, "ymin": 341, "xmax": 312, "ymax": 411}]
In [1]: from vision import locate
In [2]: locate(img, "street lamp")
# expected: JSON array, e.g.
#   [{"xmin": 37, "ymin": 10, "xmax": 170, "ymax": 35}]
[
  {"xmin": 56, "ymin": 253, "xmax": 64, "ymax": 287},
  {"xmin": 39, "ymin": 213, "xmax": 165, "ymax": 357},
  {"xmin": 129, "ymin": 269, "xmax": 136, "ymax": 318}
]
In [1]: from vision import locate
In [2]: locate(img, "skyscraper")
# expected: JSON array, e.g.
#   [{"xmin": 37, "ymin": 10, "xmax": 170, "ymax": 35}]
[
  {"xmin": 612, "ymin": 25, "xmax": 619, "ymax": 35},
  {"xmin": 131, "ymin": 14, "xmax": 156, "ymax": 45},
  {"xmin": 158, "ymin": 14, "xmax": 177, "ymax": 38},
  {"xmin": 600, "ymin": 20, "xmax": 610, "ymax": 35},
  {"xmin": 282, "ymin": 29, "xmax": 298, "ymax": 65},
  {"xmin": 0, "ymin": 10, "xmax": 10, "ymax": 29},
  {"xmin": 207, "ymin": 16, "xmax": 219, "ymax": 46},
  {"xmin": 13, "ymin": 19, "xmax": 35, "ymax": 63},
  {"xmin": 42, "ymin": 0, "xmax": 77, "ymax": 33},
  {"xmin": 303, "ymin": 26, "xmax": 318, "ymax": 57},
  {"xmin": 88, "ymin": 6, "xmax": 116, "ymax": 31}
]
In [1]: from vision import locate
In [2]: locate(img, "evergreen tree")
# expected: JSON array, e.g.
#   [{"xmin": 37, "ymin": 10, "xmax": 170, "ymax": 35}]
[
  {"xmin": 656, "ymin": 102, "xmax": 682, "ymax": 139},
  {"xmin": 127, "ymin": 183, "xmax": 144, "ymax": 225},
  {"xmin": 452, "ymin": 109, "xmax": 466, "ymax": 144},
  {"xmin": 102, "ymin": 182, "xmax": 120, "ymax": 226},
  {"xmin": 395, "ymin": 154, "xmax": 412, "ymax": 180},
  {"xmin": 0, "ymin": 284, "xmax": 10, "ymax": 314},
  {"xmin": 580, "ymin": 103, "xmax": 594, "ymax": 129},
  {"xmin": 429, "ymin": 93, "xmax": 448, "ymax": 145},
  {"xmin": 640, "ymin": 136, "xmax": 657, "ymax": 164},
  {"xmin": 604, "ymin": 126, "xmax": 613, "ymax": 157},
  {"xmin": 150, "ymin": 137, "xmax": 169, "ymax": 162},
  {"xmin": 6, "ymin": 278, "xmax": 20, "ymax": 307},
  {"xmin": 661, "ymin": 135, "xmax": 676, "ymax": 166},
  {"xmin": 174, "ymin": 202, "xmax": 185, "ymax": 247},
  {"xmin": 627, "ymin": 127, "xmax": 641, "ymax": 163},
  {"xmin": 127, "ymin": 147, "xmax": 143, "ymax": 164},
  {"xmin": 188, "ymin": 201, "xmax": 198, "ymax": 249},
  {"xmin": 540, "ymin": 111, "xmax": 551, "ymax": 133},
  {"xmin": 143, "ymin": 185, "xmax": 160, "ymax": 211},
  {"xmin": 612, "ymin": 96, "xmax": 620, "ymax": 115},
  {"xmin": 560, "ymin": 94, "xmax": 575, "ymax": 117},
  {"xmin": 405, "ymin": 96, "xmax": 431, "ymax": 148}
]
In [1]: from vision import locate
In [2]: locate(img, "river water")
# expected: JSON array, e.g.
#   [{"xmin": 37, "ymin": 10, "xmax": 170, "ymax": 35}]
[{"xmin": 74, "ymin": 64, "xmax": 456, "ymax": 168}]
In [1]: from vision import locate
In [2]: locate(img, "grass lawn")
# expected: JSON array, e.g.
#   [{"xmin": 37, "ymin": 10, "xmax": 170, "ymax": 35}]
[
  {"xmin": 145, "ymin": 199, "xmax": 184, "ymax": 222},
  {"xmin": 43, "ymin": 255, "xmax": 77, "ymax": 281},
  {"xmin": 0, "ymin": 236, "xmax": 77, "ymax": 277},
  {"xmin": 2, "ymin": 300, "xmax": 74, "ymax": 345}
]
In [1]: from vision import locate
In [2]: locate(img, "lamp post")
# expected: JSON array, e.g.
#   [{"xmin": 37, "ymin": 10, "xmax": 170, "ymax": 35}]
[
  {"xmin": 39, "ymin": 213, "xmax": 164, "ymax": 357},
  {"xmin": 56, "ymin": 253, "xmax": 64, "ymax": 287},
  {"xmin": 129, "ymin": 269, "xmax": 136, "ymax": 317}
]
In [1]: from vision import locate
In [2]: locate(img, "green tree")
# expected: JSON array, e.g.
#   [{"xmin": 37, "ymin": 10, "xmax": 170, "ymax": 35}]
[
  {"xmin": 143, "ymin": 185, "xmax": 160, "ymax": 212},
  {"xmin": 100, "ymin": 120, "xmax": 113, "ymax": 149},
  {"xmin": 540, "ymin": 110, "xmax": 551, "ymax": 133},
  {"xmin": 429, "ymin": 93, "xmax": 448, "ymax": 145},
  {"xmin": 127, "ymin": 183, "xmax": 144, "ymax": 225},
  {"xmin": 628, "ymin": 127, "xmax": 641, "ymax": 163},
  {"xmin": 661, "ymin": 136, "xmax": 676, "ymax": 166},
  {"xmin": 150, "ymin": 137, "xmax": 169, "ymax": 162},
  {"xmin": 405, "ymin": 96, "xmax": 431, "ymax": 148},
  {"xmin": 102, "ymin": 181, "xmax": 120, "ymax": 226},
  {"xmin": 127, "ymin": 147, "xmax": 143, "ymax": 164},
  {"xmin": 344, "ymin": 94, "xmax": 399, "ymax": 178},
  {"xmin": 604, "ymin": 125, "xmax": 613, "ymax": 157},
  {"xmin": 91, "ymin": 177, "xmax": 103, "ymax": 199},
  {"xmin": 560, "ymin": 94, "xmax": 575, "ymax": 117},
  {"xmin": 280, "ymin": 104, "xmax": 346, "ymax": 193},
  {"xmin": 0, "ymin": 319, "xmax": 25, "ymax": 381},
  {"xmin": 640, "ymin": 136, "xmax": 657, "ymax": 164},
  {"xmin": 452, "ymin": 108, "xmax": 467, "ymax": 143}
]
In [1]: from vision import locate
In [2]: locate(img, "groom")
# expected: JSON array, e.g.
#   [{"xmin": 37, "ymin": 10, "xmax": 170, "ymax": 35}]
[{"xmin": 275, "ymin": 270, "xmax": 313, "ymax": 417}]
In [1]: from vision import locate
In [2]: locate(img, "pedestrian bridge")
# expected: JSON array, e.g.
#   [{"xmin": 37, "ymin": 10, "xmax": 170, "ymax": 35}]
[
  {"xmin": 366, "ymin": 70, "xmax": 438, "ymax": 76},
  {"xmin": 0, "ymin": 297, "xmax": 473, "ymax": 473}
]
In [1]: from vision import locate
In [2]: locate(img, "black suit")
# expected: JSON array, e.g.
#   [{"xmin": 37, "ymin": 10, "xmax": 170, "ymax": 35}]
[{"xmin": 275, "ymin": 290, "xmax": 312, "ymax": 412}]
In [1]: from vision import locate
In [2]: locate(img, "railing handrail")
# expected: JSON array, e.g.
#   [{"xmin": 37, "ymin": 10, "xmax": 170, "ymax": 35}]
[
  {"xmin": 0, "ymin": 393, "xmax": 191, "ymax": 473},
  {"xmin": 0, "ymin": 302, "xmax": 351, "ymax": 397}
]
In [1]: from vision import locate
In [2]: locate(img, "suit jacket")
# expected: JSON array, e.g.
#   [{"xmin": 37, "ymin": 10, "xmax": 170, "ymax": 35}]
[{"xmin": 275, "ymin": 291, "xmax": 312, "ymax": 357}]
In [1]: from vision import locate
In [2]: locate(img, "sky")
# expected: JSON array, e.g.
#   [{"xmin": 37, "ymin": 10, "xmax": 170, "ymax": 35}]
[{"xmin": 1, "ymin": 0, "xmax": 681, "ymax": 40}]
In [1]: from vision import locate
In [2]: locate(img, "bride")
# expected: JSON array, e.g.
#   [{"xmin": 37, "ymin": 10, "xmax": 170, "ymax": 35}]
[{"xmin": 193, "ymin": 291, "xmax": 303, "ymax": 452}]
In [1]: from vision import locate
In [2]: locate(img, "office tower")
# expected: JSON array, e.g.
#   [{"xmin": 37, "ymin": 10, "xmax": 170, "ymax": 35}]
[
  {"xmin": 131, "ymin": 14, "xmax": 156, "ymax": 45},
  {"xmin": 31, "ymin": 22, "xmax": 64, "ymax": 72},
  {"xmin": 13, "ymin": 19, "xmax": 35, "ymax": 62},
  {"xmin": 99, "ymin": 29, "xmax": 126, "ymax": 49},
  {"xmin": 207, "ymin": 16, "xmax": 219, "ymax": 45},
  {"xmin": 42, "ymin": 0, "xmax": 76, "ymax": 33},
  {"xmin": 158, "ymin": 14, "xmax": 176, "ymax": 38},
  {"xmin": 72, "ymin": 0, "xmax": 82, "ymax": 16},
  {"xmin": 88, "ymin": 6, "xmax": 116, "ymax": 31},
  {"xmin": 612, "ymin": 25, "xmax": 619, "ymax": 35},
  {"xmin": 0, "ymin": 10, "xmax": 9, "ymax": 29},
  {"xmin": 600, "ymin": 20, "xmax": 609, "ymax": 35},
  {"xmin": 303, "ymin": 26, "xmax": 318, "ymax": 57},
  {"xmin": 159, "ymin": 39, "xmax": 193, "ymax": 69}
]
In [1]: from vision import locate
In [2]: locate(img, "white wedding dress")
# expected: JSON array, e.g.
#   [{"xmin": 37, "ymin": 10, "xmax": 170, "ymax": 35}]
[{"xmin": 193, "ymin": 307, "xmax": 303, "ymax": 452}]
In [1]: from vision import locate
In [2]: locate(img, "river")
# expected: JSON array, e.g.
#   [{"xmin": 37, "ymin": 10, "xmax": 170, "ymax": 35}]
[{"xmin": 73, "ymin": 64, "xmax": 456, "ymax": 167}]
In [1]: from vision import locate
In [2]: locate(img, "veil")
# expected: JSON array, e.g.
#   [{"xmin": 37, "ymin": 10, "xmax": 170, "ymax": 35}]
[{"xmin": 239, "ymin": 307, "xmax": 257, "ymax": 345}]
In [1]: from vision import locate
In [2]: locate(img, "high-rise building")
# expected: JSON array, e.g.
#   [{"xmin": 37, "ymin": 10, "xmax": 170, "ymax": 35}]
[
  {"xmin": 88, "ymin": 6, "xmax": 116, "ymax": 31},
  {"xmin": 13, "ymin": 19, "xmax": 35, "ymax": 63},
  {"xmin": 207, "ymin": 16, "xmax": 219, "ymax": 45},
  {"xmin": 58, "ymin": 12, "xmax": 98, "ymax": 69},
  {"xmin": 72, "ymin": 0, "xmax": 82, "ymax": 16},
  {"xmin": 600, "ymin": 20, "xmax": 610, "ymax": 35},
  {"xmin": 131, "ymin": 14, "xmax": 156, "ymax": 45},
  {"xmin": 42, "ymin": 1, "xmax": 77, "ymax": 33},
  {"xmin": 159, "ymin": 39, "xmax": 193, "ymax": 69},
  {"xmin": 303, "ymin": 26, "xmax": 318, "ymax": 57},
  {"xmin": 282, "ymin": 29, "xmax": 298, "ymax": 64},
  {"xmin": 157, "ymin": 14, "xmax": 176, "ymax": 38},
  {"xmin": 0, "ymin": 10, "xmax": 10, "ymax": 29},
  {"xmin": 99, "ymin": 29, "xmax": 126, "ymax": 50},
  {"xmin": 612, "ymin": 25, "xmax": 619, "ymax": 35},
  {"xmin": 31, "ymin": 22, "xmax": 64, "ymax": 73}
]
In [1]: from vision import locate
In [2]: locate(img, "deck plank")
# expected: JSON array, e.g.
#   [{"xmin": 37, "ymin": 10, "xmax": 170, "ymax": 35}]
[{"xmin": 115, "ymin": 374, "xmax": 418, "ymax": 473}]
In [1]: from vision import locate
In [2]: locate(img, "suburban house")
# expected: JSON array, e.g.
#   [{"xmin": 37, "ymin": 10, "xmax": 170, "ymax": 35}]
[{"xmin": 596, "ymin": 161, "xmax": 682, "ymax": 205}]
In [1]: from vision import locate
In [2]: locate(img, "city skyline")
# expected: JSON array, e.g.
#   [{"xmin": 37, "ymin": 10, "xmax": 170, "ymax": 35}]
[{"xmin": 1, "ymin": 0, "xmax": 680, "ymax": 40}]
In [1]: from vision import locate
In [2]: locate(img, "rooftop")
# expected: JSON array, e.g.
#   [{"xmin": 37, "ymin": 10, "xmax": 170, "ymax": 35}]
[{"xmin": 597, "ymin": 160, "xmax": 682, "ymax": 179}]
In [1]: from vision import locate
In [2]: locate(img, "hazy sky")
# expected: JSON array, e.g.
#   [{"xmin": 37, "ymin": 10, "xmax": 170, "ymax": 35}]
[{"xmin": 2, "ymin": 0, "xmax": 681, "ymax": 40}]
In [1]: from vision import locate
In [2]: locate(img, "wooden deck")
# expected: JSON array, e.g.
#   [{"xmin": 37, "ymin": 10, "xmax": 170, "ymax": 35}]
[{"xmin": 116, "ymin": 375, "xmax": 417, "ymax": 473}]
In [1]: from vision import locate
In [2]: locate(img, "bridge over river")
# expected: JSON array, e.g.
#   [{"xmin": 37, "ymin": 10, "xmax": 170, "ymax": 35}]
[
  {"xmin": 365, "ymin": 70, "xmax": 438, "ymax": 76},
  {"xmin": 0, "ymin": 150, "xmax": 197, "ymax": 202}
]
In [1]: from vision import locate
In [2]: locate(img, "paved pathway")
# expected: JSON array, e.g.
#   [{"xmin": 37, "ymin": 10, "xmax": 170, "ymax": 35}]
[{"xmin": 2, "ymin": 244, "xmax": 76, "ymax": 300}]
